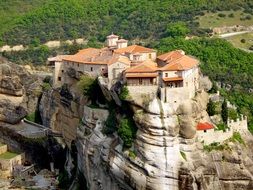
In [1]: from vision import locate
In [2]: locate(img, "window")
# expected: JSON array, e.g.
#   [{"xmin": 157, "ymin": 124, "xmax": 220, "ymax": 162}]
[
  {"xmin": 149, "ymin": 54, "xmax": 152, "ymax": 59},
  {"xmin": 58, "ymin": 77, "xmax": 61, "ymax": 81},
  {"xmin": 78, "ymin": 64, "xmax": 79, "ymax": 67},
  {"xmin": 204, "ymin": 130, "xmax": 207, "ymax": 133},
  {"xmin": 62, "ymin": 70, "xmax": 64, "ymax": 73},
  {"xmin": 91, "ymin": 67, "xmax": 93, "ymax": 71},
  {"xmin": 165, "ymin": 73, "xmax": 168, "ymax": 77},
  {"xmin": 139, "ymin": 78, "xmax": 142, "ymax": 85}
]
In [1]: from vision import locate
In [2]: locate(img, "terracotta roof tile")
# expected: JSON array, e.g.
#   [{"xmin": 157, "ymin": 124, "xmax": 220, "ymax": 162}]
[
  {"xmin": 115, "ymin": 45, "xmax": 156, "ymax": 54},
  {"xmin": 62, "ymin": 47, "xmax": 130, "ymax": 65},
  {"xmin": 125, "ymin": 60, "xmax": 157, "ymax": 73},
  {"xmin": 197, "ymin": 122, "xmax": 214, "ymax": 130},
  {"xmin": 160, "ymin": 55, "xmax": 199, "ymax": 71},
  {"xmin": 157, "ymin": 50, "xmax": 184, "ymax": 62}
]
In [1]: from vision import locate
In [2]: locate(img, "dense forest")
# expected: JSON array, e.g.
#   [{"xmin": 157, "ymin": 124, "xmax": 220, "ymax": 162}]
[
  {"xmin": 0, "ymin": 0, "xmax": 252, "ymax": 133},
  {"xmin": 1, "ymin": 0, "xmax": 253, "ymax": 45}
]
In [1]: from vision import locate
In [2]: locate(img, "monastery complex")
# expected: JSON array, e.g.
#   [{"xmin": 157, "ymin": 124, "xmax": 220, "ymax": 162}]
[
  {"xmin": 48, "ymin": 34, "xmax": 249, "ymax": 145},
  {"xmin": 49, "ymin": 34, "xmax": 199, "ymax": 105}
]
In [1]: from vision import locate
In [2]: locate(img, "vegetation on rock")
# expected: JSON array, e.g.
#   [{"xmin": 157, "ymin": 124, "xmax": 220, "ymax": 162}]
[{"xmin": 118, "ymin": 117, "xmax": 137, "ymax": 148}]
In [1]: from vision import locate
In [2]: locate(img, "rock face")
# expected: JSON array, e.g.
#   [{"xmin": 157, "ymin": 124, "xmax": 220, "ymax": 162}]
[
  {"xmin": 40, "ymin": 75, "xmax": 253, "ymax": 190},
  {"xmin": 0, "ymin": 61, "xmax": 43, "ymax": 124}
]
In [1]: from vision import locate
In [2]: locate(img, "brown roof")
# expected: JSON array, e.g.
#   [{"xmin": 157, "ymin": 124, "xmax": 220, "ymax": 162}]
[
  {"xmin": 160, "ymin": 55, "xmax": 199, "ymax": 71},
  {"xmin": 125, "ymin": 59, "xmax": 158, "ymax": 73},
  {"xmin": 63, "ymin": 47, "xmax": 130, "ymax": 65},
  {"xmin": 114, "ymin": 45, "xmax": 156, "ymax": 54},
  {"xmin": 125, "ymin": 73, "xmax": 158, "ymax": 78},
  {"xmin": 157, "ymin": 50, "xmax": 184, "ymax": 62},
  {"xmin": 163, "ymin": 77, "xmax": 183, "ymax": 82}
]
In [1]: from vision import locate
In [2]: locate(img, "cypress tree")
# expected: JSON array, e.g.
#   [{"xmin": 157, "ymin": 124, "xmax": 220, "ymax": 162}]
[{"xmin": 221, "ymin": 99, "xmax": 228, "ymax": 123}]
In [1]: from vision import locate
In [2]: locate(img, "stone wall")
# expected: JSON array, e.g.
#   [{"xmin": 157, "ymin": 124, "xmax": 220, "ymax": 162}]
[
  {"xmin": 160, "ymin": 87, "xmax": 195, "ymax": 105},
  {"xmin": 197, "ymin": 129, "xmax": 233, "ymax": 145},
  {"xmin": 228, "ymin": 115, "xmax": 248, "ymax": 133},
  {"xmin": 197, "ymin": 115, "xmax": 248, "ymax": 145}
]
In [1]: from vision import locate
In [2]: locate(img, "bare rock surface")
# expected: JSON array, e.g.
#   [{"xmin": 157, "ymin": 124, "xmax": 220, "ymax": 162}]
[
  {"xmin": 0, "ymin": 60, "xmax": 43, "ymax": 124},
  {"xmin": 39, "ymin": 76, "xmax": 253, "ymax": 190}
]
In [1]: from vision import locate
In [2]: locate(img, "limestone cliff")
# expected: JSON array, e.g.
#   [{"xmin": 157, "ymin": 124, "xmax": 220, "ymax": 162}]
[
  {"xmin": 39, "ymin": 76, "xmax": 253, "ymax": 190},
  {"xmin": 0, "ymin": 60, "xmax": 43, "ymax": 124}
]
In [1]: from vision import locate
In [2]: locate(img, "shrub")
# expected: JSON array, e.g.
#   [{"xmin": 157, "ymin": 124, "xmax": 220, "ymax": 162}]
[
  {"xmin": 180, "ymin": 151, "xmax": 187, "ymax": 161},
  {"xmin": 218, "ymin": 13, "xmax": 226, "ymax": 17},
  {"xmin": 118, "ymin": 118, "xmax": 137, "ymax": 148},
  {"xmin": 249, "ymin": 45, "xmax": 253, "ymax": 51},
  {"xmin": 228, "ymin": 13, "xmax": 234, "ymax": 18},
  {"xmin": 77, "ymin": 75, "xmax": 95, "ymax": 96},
  {"xmin": 26, "ymin": 112, "xmax": 36, "ymax": 122},
  {"xmin": 215, "ymin": 123, "xmax": 228, "ymax": 132},
  {"xmin": 166, "ymin": 22, "xmax": 190, "ymax": 38},
  {"xmin": 229, "ymin": 132, "xmax": 245, "ymax": 145},
  {"xmin": 228, "ymin": 108, "xmax": 238, "ymax": 120},
  {"xmin": 245, "ymin": 15, "xmax": 252, "ymax": 20},
  {"xmin": 128, "ymin": 150, "xmax": 136, "ymax": 159},
  {"xmin": 203, "ymin": 142, "xmax": 230, "ymax": 152},
  {"xmin": 241, "ymin": 39, "xmax": 246, "ymax": 43},
  {"xmin": 42, "ymin": 82, "xmax": 51, "ymax": 91},
  {"xmin": 103, "ymin": 110, "xmax": 117, "ymax": 135},
  {"xmin": 119, "ymin": 86, "xmax": 131, "ymax": 100}
]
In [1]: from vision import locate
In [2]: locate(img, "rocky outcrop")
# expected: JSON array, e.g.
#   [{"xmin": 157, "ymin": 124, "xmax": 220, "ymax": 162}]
[
  {"xmin": 40, "ymin": 72, "xmax": 253, "ymax": 190},
  {"xmin": 0, "ymin": 99, "xmax": 27, "ymax": 124},
  {"xmin": 0, "ymin": 61, "xmax": 43, "ymax": 124}
]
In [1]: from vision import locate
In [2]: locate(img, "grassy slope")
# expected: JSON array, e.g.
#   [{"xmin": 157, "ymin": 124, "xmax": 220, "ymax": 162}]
[
  {"xmin": 225, "ymin": 32, "xmax": 253, "ymax": 50},
  {"xmin": 196, "ymin": 10, "xmax": 253, "ymax": 28}
]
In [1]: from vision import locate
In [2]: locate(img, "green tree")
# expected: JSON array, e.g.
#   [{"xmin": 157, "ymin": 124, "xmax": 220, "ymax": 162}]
[
  {"xmin": 77, "ymin": 75, "xmax": 96, "ymax": 97},
  {"xmin": 166, "ymin": 22, "xmax": 190, "ymax": 38},
  {"xmin": 207, "ymin": 100, "xmax": 216, "ymax": 116},
  {"xmin": 118, "ymin": 118, "xmax": 137, "ymax": 148},
  {"xmin": 221, "ymin": 99, "xmax": 228, "ymax": 123}
]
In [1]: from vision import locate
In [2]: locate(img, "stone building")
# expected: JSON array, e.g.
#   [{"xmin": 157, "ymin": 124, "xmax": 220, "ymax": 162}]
[{"xmin": 50, "ymin": 34, "xmax": 200, "ymax": 103}]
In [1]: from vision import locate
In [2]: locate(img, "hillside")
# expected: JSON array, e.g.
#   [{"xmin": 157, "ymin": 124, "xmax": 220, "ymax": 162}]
[
  {"xmin": 0, "ymin": 0, "xmax": 252, "ymax": 46},
  {"xmin": 0, "ymin": 0, "xmax": 252, "ymax": 136},
  {"xmin": 0, "ymin": 0, "xmax": 48, "ymax": 38}
]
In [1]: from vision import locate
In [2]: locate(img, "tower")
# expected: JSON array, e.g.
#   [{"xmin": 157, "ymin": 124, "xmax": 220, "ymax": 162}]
[{"xmin": 106, "ymin": 33, "xmax": 119, "ymax": 48}]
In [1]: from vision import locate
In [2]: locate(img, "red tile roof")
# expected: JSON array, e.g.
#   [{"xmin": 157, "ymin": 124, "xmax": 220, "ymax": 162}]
[
  {"xmin": 157, "ymin": 50, "xmax": 184, "ymax": 62},
  {"xmin": 160, "ymin": 55, "xmax": 199, "ymax": 71},
  {"xmin": 114, "ymin": 45, "xmax": 156, "ymax": 54},
  {"xmin": 197, "ymin": 122, "xmax": 214, "ymax": 130},
  {"xmin": 62, "ymin": 47, "xmax": 130, "ymax": 65},
  {"xmin": 125, "ymin": 60, "xmax": 157, "ymax": 73}
]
